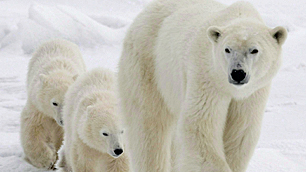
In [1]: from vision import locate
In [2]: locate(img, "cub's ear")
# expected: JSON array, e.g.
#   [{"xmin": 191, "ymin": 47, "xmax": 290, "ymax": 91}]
[
  {"xmin": 207, "ymin": 26, "xmax": 223, "ymax": 43},
  {"xmin": 72, "ymin": 74, "xmax": 78, "ymax": 81},
  {"xmin": 39, "ymin": 74, "xmax": 49, "ymax": 84},
  {"xmin": 85, "ymin": 105, "xmax": 94, "ymax": 119},
  {"xmin": 270, "ymin": 26, "xmax": 287, "ymax": 46}
]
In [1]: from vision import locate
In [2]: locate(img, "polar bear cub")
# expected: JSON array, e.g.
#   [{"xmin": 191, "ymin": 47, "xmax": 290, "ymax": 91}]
[
  {"xmin": 20, "ymin": 39, "xmax": 86, "ymax": 169},
  {"xmin": 57, "ymin": 68, "xmax": 129, "ymax": 172}
]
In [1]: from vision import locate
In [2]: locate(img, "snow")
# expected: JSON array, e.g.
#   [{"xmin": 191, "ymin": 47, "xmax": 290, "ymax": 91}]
[{"xmin": 0, "ymin": 0, "xmax": 305, "ymax": 171}]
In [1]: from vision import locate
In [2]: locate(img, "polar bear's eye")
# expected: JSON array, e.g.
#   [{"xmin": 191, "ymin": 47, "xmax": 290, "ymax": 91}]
[
  {"xmin": 121, "ymin": 130, "xmax": 124, "ymax": 134},
  {"xmin": 225, "ymin": 48, "xmax": 230, "ymax": 53},
  {"xmin": 250, "ymin": 49, "xmax": 258, "ymax": 54},
  {"xmin": 102, "ymin": 133, "xmax": 109, "ymax": 136},
  {"xmin": 52, "ymin": 102, "xmax": 58, "ymax": 106}
]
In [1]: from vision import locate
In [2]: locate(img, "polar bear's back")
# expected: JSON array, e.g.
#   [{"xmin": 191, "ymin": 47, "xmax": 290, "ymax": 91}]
[
  {"xmin": 27, "ymin": 39, "xmax": 85, "ymax": 89},
  {"xmin": 30, "ymin": 39, "xmax": 84, "ymax": 70},
  {"xmin": 68, "ymin": 68, "xmax": 115, "ymax": 98}
]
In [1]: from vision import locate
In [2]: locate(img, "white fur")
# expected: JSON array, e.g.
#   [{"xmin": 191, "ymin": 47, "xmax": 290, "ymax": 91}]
[
  {"xmin": 118, "ymin": 0, "xmax": 287, "ymax": 172},
  {"xmin": 20, "ymin": 39, "xmax": 86, "ymax": 169},
  {"xmin": 58, "ymin": 68, "xmax": 129, "ymax": 172}
]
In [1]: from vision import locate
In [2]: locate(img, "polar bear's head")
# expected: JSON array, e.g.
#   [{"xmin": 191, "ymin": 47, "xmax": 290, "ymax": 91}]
[
  {"xmin": 207, "ymin": 20, "xmax": 287, "ymax": 94},
  {"xmin": 78, "ymin": 93, "xmax": 125, "ymax": 158},
  {"xmin": 37, "ymin": 71, "xmax": 77, "ymax": 127}
]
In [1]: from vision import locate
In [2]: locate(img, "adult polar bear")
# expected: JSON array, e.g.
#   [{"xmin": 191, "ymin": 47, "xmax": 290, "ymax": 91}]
[{"xmin": 118, "ymin": 0, "xmax": 287, "ymax": 172}]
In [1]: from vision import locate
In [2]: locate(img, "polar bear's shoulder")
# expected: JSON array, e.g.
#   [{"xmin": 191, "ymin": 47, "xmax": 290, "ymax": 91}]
[
  {"xmin": 74, "ymin": 68, "xmax": 115, "ymax": 92},
  {"xmin": 32, "ymin": 39, "xmax": 80, "ymax": 58}
]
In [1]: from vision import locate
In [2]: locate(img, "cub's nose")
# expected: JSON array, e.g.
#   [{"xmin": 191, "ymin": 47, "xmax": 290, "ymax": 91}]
[
  {"xmin": 231, "ymin": 69, "xmax": 246, "ymax": 83},
  {"xmin": 114, "ymin": 149, "xmax": 123, "ymax": 156}
]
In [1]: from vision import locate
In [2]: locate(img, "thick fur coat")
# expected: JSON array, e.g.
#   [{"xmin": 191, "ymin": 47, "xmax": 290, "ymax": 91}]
[
  {"xmin": 118, "ymin": 0, "xmax": 287, "ymax": 172},
  {"xmin": 20, "ymin": 39, "xmax": 86, "ymax": 169},
  {"xmin": 58, "ymin": 68, "xmax": 129, "ymax": 172}
]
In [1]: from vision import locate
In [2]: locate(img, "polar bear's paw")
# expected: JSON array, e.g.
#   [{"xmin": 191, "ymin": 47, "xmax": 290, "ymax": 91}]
[{"xmin": 26, "ymin": 147, "xmax": 57, "ymax": 170}]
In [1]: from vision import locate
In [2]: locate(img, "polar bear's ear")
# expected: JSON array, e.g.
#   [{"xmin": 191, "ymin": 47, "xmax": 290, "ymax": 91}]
[
  {"xmin": 207, "ymin": 26, "xmax": 223, "ymax": 43},
  {"xmin": 270, "ymin": 26, "xmax": 287, "ymax": 46},
  {"xmin": 85, "ymin": 105, "xmax": 94, "ymax": 119},
  {"xmin": 72, "ymin": 74, "xmax": 78, "ymax": 81},
  {"xmin": 39, "ymin": 74, "xmax": 49, "ymax": 84}
]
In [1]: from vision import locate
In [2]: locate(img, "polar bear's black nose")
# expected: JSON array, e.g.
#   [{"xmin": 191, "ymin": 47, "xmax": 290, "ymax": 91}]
[
  {"xmin": 114, "ymin": 149, "xmax": 123, "ymax": 156},
  {"xmin": 231, "ymin": 69, "xmax": 246, "ymax": 83}
]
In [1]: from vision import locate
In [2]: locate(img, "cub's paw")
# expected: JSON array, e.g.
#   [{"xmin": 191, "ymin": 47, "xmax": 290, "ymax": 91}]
[{"xmin": 29, "ymin": 148, "xmax": 57, "ymax": 170}]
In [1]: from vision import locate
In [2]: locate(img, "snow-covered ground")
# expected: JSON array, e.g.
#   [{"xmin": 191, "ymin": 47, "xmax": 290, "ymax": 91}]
[{"xmin": 0, "ymin": 0, "xmax": 305, "ymax": 171}]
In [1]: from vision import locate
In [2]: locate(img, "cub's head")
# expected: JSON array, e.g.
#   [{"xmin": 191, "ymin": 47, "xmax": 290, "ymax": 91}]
[
  {"xmin": 207, "ymin": 20, "xmax": 287, "ymax": 95},
  {"xmin": 78, "ymin": 93, "xmax": 125, "ymax": 158},
  {"xmin": 37, "ymin": 71, "xmax": 78, "ymax": 127}
]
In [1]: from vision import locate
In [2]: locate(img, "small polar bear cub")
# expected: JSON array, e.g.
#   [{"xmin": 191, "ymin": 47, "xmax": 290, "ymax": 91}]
[
  {"xmin": 20, "ymin": 39, "xmax": 86, "ymax": 170},
  {"xmin": 57, "ymin": 68, "xmax": 129, "ymax": 172}
]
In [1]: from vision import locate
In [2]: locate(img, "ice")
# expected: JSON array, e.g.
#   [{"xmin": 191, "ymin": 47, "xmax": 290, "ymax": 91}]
[
  {"xmin": 249, "ymin": 148, "xmax": 306, "ymax": 172},
  {"xmin": 1, "ymin": 3, "xmax": 128, "ymax": 54},
  {"xmin": 90, "ymin": 15, "xmax": 131, "ymax": 29}
]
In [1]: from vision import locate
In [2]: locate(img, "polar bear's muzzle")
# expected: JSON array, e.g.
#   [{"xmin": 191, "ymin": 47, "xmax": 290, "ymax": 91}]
[
  {"xmin": 109, "ymin": 147, "xmax": 124, "ymax": 158},
  {"xmin": 229, "ymin": 69, "xmax": 249, "ymax": 85},
  {"xmin": 56, "ymin": 117, "xmax": 64, "ymax": 127},
  {"xmin": 108, "ymin": 136, "xmax": 124, "ymax": 158},
  {"xmin": 224, "ymin": 47, "xmax": 255, "ymax": 86},
  {"xmin": 55, "ymin": 105, "xmax": 64, "ymax": 127},
  {"xmin": 228, "ymin": 61, "xmax": 250, "ymax": 86}
]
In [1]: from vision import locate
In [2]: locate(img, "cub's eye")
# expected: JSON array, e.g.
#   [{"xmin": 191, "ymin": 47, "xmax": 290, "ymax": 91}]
[
  {"xmin": 52, "ymin": 102, "xmax": 58, "ymax": 106},
  {"xmin": 250, "ymin": 49, "xmax": 258, "ymax": 54},
  {"xmin": 225, "ymin": 48, "xmax": 230, "ymax": 53},
  {"xmin": 121, "ymin": 130, "xmax": 124, "ymax": 134},
  {"xmin": 102, "ymin": 133, "xmax": 109, "ymax": 136}
]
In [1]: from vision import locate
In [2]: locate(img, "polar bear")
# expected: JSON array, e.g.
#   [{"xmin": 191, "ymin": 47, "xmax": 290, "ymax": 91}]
[
  {"xmin": 57, "ymin": 68, "xmax": 129, "ymax": 172},
  {"xmin": 20, "ymin": 39, "xmax": 86, "ymax": 169},
  {"xmin": 118, "ymin": 0, "xmax": 287, "ymax": 172}
]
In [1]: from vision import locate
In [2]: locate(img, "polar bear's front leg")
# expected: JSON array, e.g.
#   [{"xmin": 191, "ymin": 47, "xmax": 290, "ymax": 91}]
[
  {"xmin": 57, "ymin": 145, "xmax": 69, "ymax": 172},
  {"xmin": 224, "ymin": 85, "xmax": 271, "ymax": 172},
  {"xmin": 125, "ymin": 106, "xmax": 174, "ymax": 172},
  {"xmin": 20, "ymin": 105, "xmax": 57, "ymax": 170},
  {"xmin": 71, "ymin": 144, "xmax": 87, "ymax": 172},
  {"xmin": 177, "ymin": 87, "xmax": 232, "ymax": 172}
]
